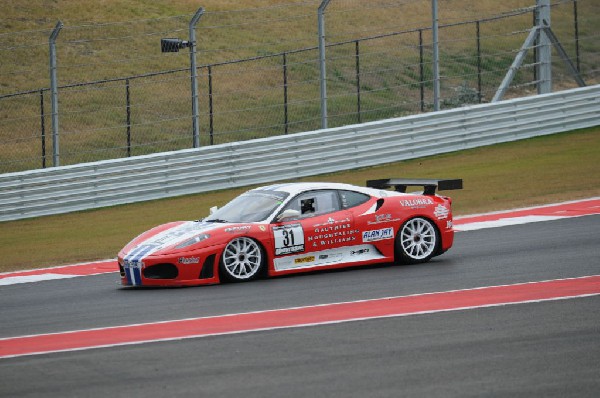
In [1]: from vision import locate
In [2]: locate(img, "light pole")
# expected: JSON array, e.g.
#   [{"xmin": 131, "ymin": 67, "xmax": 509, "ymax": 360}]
[
  {"xmin": 318, "ymin": 0, "xmax": 332, "ymax": 130},
  {"xmin": 161, "ymin": 7, "xmax": 205, "ymax": 148}
]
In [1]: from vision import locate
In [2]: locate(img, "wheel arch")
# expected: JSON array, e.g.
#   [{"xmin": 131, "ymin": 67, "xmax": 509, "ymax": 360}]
[
  {"xmin": 394, "ymin": 215, "xmax": 442, "ymax": 264},
  {"xmin": 218, "ymin": 235, "xmax": 268, "ymax": 282}
]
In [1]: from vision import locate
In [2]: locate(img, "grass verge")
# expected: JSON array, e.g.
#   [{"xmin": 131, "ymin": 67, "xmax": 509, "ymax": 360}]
[{"xmin": 1, "ymin": 126, "xmax": 599, "ymax": 273}]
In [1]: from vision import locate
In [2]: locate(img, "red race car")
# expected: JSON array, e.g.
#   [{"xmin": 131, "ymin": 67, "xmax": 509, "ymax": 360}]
[{"xmin": 118, "ymin": 178, "xmax": 462, "ymax": 287}]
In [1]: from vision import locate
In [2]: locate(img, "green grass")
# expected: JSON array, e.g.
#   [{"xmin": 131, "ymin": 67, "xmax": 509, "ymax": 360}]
[{"xmin": 1, "ymin": 126, "xmax": 599, "ymax": 273}]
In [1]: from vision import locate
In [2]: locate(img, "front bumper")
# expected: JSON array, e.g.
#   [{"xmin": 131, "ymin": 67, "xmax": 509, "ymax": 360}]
[{"xmin": 118, "ymin": 246, "xmax": 224, "ymax": 287}]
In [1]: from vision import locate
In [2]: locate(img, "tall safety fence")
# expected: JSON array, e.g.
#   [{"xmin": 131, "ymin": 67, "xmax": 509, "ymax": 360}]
[{"xmin": 1, "ymin": 0, "xmax": 598, "ymax": 174}]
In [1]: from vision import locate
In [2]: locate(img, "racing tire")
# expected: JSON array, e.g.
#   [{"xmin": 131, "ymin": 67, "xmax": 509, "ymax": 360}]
[
  {"xmin": 219, "ymin": 237, "xmax": 266, "ymax": 282},
  {"xmin": 395, "ymin": 217, "xmax": 439, "ymax": 265}
]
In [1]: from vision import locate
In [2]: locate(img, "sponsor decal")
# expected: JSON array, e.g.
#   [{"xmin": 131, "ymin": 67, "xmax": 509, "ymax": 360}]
[
  {"xmin": 315, "ymin": 236, "xmax": 357, "ymax": 247},
  {"xmin": 178, "ymin": 257, "xmax": 200, "ymax": 264},
  {"xmin": 273, "ymin": 224, "xmax": 305, "ymax": 256},
  {"xmin": 224, "ymin": 226, "xmax": 251, "ymax": 234},
  {"xmin": 307, "ymin": 221, "xmax": 360, "ymax": 248},
  {"xmin": 434, "ymin": 204, "xmax": 450, "ymax": 220},
  {"xmin": 350, "ymin": 248, "xmax": 370, "ymax": 255},
  {"xmin": 259, "ymin": 225, "xmax": 267, "ymax": 232},
  {"xmin": 367, "ymin": 213, "xmax": 401, "ymax": 225},
  {"xmin": 313, "ymin": 217, "xmax": 351, "ymax": 228},
  {"xmin": 446, "ymin": 220, "xmax": 453, "ymax": 229},
  {"xmin": 375, "ymin": 214, "xmax": 391, "ymax": 223},
  {"xmin": 362, "ymin": 227, "xmax": 394, "ymax": 242},
  {"xmin": 313, "ymin": 223, "xmax": 352, "ymax": 233},
  {"xmin": 123, "ymin": 260, "xmax": 144, "ymax": 269},
  {"xmin": 400, "ymin": 198, "xmax": 434, "ymax": 208},
  {"xmin": 276, "ymin": 244, "xmax": 304, "ymax": 255},
  {"xmin": 273, "ymin": 250, "xmax": 345, "ymax": 271},
  {"xmin": 294, "ymin": 256, "xmax": 315, "ymax": 264}
]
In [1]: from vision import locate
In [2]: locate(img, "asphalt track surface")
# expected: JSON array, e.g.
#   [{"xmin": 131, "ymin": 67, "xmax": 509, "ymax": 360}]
[{"xmin": 1, "ymin": 215, "xmax": 599, "ymax": 397}]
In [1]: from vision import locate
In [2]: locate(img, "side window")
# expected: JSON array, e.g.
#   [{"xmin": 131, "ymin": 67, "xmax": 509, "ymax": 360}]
[
  {"xmin": 285, "ymin": 190, "xmax": 341, "ymax": 218},
  {"xmin": 339, "ymin": 190, "xmax": 370, "ymax": 209}
]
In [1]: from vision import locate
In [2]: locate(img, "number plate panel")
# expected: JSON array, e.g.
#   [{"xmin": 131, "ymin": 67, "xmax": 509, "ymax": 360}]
[{"xmin": 273, "ymin": 223, "xmax": 305, "ymax": 256}]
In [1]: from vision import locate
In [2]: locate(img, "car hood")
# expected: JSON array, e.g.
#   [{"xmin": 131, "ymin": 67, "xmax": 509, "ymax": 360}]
[{"xmin": 121, "ymin": 220, "xmax": 239, "ymax": 258}]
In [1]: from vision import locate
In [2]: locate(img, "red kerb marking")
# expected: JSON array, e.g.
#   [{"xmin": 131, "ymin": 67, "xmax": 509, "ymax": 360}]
[
  {"xmin": 0, "ymin": 260, "xmax": 116, "ymax": 279},
  {"xmin": 1, "ymin": 275, "xmax": 599, "ymax": 359},
  {"xmin": 454, "ymin": 198, "xmax": 600, "ymax": 225}
]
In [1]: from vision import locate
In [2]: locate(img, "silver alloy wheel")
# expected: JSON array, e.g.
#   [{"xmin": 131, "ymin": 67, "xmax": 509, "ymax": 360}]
[
  {"xmin": 400, "ymin": 217, "xmax": 437, "ymax": 261},
  {"xmin": 222, "ymin": 237, "xmax": 263, "ymax": 280}
]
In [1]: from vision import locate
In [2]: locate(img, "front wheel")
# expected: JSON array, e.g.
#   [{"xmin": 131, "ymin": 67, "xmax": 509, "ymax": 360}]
[
  {"xmin": 395, "ymin": 217, "xmax": 439, "ymax": 264},
  {"xmin": 220, "ymin": 237, "xmax": 265, "ymax": 282}
]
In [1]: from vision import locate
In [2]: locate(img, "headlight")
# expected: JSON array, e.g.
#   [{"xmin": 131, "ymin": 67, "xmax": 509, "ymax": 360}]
[{"xmin": 175, "ymin": 234, "xmax": 211, "ymax": 249}]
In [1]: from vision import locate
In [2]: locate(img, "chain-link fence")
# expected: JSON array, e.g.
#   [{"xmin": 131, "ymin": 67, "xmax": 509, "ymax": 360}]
[{"xmin": 1, "ymin": 0, "xmax": 598, "ymax": 173}]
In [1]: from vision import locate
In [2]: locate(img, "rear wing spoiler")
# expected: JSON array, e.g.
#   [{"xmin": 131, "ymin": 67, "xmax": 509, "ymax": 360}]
[{"xmin": 366, "ymin": 178, "xmax": 463, "ymax": 195}]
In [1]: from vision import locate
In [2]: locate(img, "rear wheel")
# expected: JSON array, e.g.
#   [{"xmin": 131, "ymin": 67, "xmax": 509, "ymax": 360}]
[
  {"xmin": 220, "ymin": 237, "xmax": 265, "ymax": 282},
  {"xmin": 395, "ymin": 217, "xmax": 439, "ymax": 264}
]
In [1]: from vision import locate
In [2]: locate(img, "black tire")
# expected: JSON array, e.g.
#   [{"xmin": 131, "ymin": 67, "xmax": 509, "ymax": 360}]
[
  {"xmin": 219, "ymin": 237, "xmax": 265, "ymax": 282},
  {"xmin": 395, "ymin": 217, "xmax": 439, "ymax": 264}
]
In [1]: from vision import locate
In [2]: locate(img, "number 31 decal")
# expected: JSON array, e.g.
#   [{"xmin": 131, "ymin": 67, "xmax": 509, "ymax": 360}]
[{"xmin": 273, "ymin": 223, "xmax": 305, "ymax": 256}]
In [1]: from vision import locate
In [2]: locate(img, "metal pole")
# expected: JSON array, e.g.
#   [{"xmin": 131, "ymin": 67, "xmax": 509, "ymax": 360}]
[
  {"xmin": 40, "ymin": 89, "xmax": 46, "ymax": 168},
  {"xmin": 573, "ymin": 0, "xmax": 580, "ymax": 73},
  {"xmin": 476, "ymin": 21, "xmax": 482, "ymax": 103},
  {"xmin": 126, "ymin": 78, "xmax": 131, "ymax": 157},
  {"xmin": 49, "ymin": 21, "xmax": 63, "ymax": 167},
  {"xmin": 318, "ymin": 0, "xmax": 331, "ymax": 130},
  {"xmin": 283, "ymin": 53, "xmax": 289, "ymax": 134},
  {"xmin": 536, "ymin": 0, "xmax": 552, "ymax": 94},
  {"xmin": 492, "ymin": 27, "xmax": 540, "ymax": 102},
  {"xmin": 533, "ymin": 8, "xmax": 537, "ymax": 85},
  {"xmin": 419, "ymin": 29, "xmax": 424, "ymax": 112},
  {"xmin": 208, "ymin": 65, "xmax": 214, "ymax": 145},
  {"xmin": 542, "ymin": 27, "xmax": 585, "ymax": 87},
  {"xmin": 189, "ymin": 7, "xmax": 204, "ymax": 148},
  {"xmin": 431, "ymin": 0, "xmax": 440, "ymax": 111},
  {"xmin": 355, "ymin": 40, "xmax": 361, "ymax": 124}
]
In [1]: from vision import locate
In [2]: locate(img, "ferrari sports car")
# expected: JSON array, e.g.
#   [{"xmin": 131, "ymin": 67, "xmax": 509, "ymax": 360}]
[{"xmin": 118, "ymin": 178, "xmax": 462, "ymax": 287}]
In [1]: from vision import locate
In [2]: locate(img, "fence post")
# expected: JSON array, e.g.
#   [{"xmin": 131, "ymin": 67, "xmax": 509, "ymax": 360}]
[
  {"xmin": 533, "ymin": 8, "xmax": 538, "ymax": 85},
  {"xmin": 40, "ymin": 89, "xmax": 46, "ymax": 168},
  {"xmin": 355, "ymin": 40, "xmax": 361, "ymax": 124},
  {"xmin": 476, "ymin": 21, "xmax": 482, "ymax": 103},
  {"xmin": 189, "ymin": 8, "xmax": 204, "ymax": 148},
  {"xmin": 536, "ymin": 0, "xmax": 552, "ymax": 94},
  {"xmin": 208, "ymin": 65, "xmax": 214, "ymax": 145},
  {"xmin": 318, "ymin": 0, "xmax": 332, "ymax": 130},
  {"xmin": 283, "ymin": 53, "xmax": 289, "ymax": 134},
  {"xmin": 49, "ymin": 21, "xmax": 63, "ymax": 167},
  {"xmin": 419, "ymin": 29, "xmax": 424, "ymax": 112},
  {"xmin": 431, "ymin": 0, "xmax": 440, "ymax": 111},
  {"xmin": 573, "ymin": 0, "xmax": 580, "ymax": 72},
  {"xmin": 125, "ymin": 78, "xmax": 131, "ymax": 157}
]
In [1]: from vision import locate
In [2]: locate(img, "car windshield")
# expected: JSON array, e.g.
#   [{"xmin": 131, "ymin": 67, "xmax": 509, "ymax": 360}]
[{"xmin": 204, "ymin": 190, "xmax": 289, "ymax": 223}]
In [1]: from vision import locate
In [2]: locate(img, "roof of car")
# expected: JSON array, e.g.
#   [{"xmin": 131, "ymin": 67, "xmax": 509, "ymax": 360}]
[{"xmin": 252, "ymin": 182, "xmax": 394, "ymax": 198}]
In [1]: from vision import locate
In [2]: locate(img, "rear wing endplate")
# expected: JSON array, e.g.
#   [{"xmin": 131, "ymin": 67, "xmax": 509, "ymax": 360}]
[{"xmin": 367, "ymin": 178, "xmax": 463, "ymax": 195}]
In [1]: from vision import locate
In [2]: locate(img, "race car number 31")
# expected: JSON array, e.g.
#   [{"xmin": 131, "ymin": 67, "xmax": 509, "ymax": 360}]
[{"xmin": 273, "ymin": 223, "xmax": 305, "ymax": 256}]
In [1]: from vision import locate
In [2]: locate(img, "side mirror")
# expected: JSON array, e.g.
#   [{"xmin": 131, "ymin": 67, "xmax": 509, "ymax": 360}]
[
  {"xmin": 276, "ymin": 209, "xmax": 301, "ymax": 222},
  {"xmin": 209, "ymin": 206, "xmax": 218, "ymax": 215}
]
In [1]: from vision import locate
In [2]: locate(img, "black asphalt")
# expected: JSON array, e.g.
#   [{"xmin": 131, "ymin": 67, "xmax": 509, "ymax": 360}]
[{"xmin": 1, "ymin": 215, "xmax": 599, "ymax": 397}]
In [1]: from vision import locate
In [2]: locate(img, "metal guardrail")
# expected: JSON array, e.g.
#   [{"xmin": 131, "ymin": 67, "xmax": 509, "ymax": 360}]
[{"xmin": 1, "ymin": 85, "xmax": 599, "ymax": 222}]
